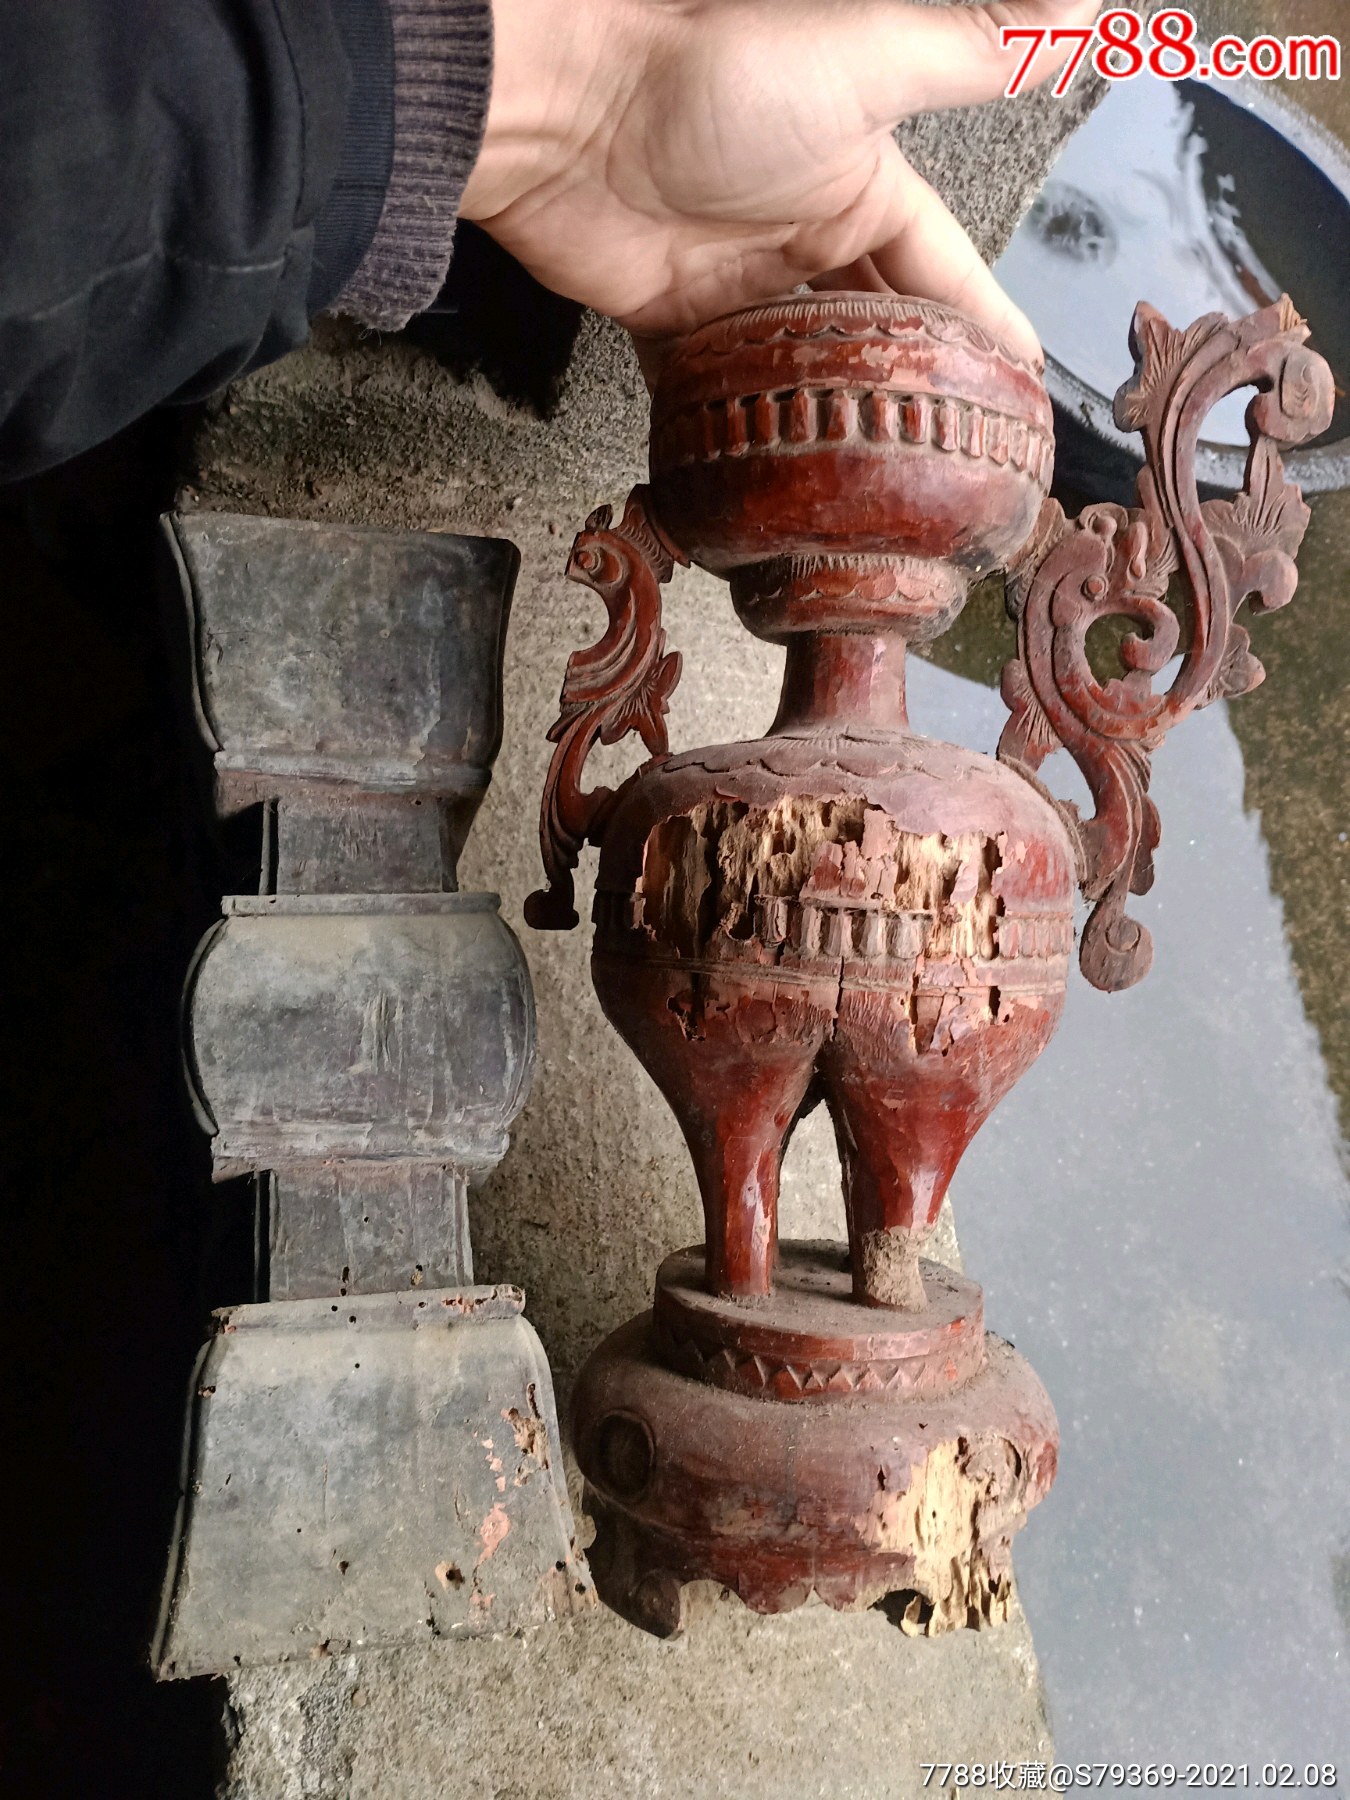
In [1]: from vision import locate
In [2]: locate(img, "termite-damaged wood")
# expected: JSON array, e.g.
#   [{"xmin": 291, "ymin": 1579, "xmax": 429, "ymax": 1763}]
[
  {"xmin": 156, "ymin": 513, "xmax": 591, "ymax": 1678},
  {"xmin": 528, "ymin": 290, "xmax": 1329, "ymax": 1638},
  {"xmin": 153, "ymin": 1294, "xmax": 588, "ymax": 1678},
  {"xmin": 640, "ymin": 801, "xmax": 1001, "ymax": 965},
  {"xmin": 575, "ymin": 1289, "xmax": 1055, "ymax": 1640}
]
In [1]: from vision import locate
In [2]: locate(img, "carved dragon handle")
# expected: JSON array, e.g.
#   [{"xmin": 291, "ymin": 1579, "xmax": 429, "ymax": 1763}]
[
  {"xmin": 997, "ymin": 297, "xmax": 1334, "ymax": 993},
  {"xmin": 525, "ymin": 486, "xmax": 687, "ymax": 930}
]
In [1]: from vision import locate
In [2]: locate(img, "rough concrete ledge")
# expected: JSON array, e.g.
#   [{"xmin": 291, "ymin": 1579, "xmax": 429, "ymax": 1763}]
[{"xmin": 222, "ymin": 1581, "xmax": 1051, "ymax": 1800}]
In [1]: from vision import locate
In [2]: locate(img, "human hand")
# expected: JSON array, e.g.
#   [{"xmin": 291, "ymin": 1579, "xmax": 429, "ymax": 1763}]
[{"xmin": 460, "ymin": 0, "xmax": 1100, "ymax": 364}]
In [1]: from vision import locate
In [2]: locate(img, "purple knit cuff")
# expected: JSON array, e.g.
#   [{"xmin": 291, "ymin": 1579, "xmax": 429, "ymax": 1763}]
[{"xmin": 334, "ymin": 0, "xmax": 492, "ymax": 329}]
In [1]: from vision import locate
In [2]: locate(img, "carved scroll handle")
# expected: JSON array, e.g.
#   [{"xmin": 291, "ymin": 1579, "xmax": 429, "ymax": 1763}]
[
  {"xmin": 525, "ymin": 486, "xmax": 687, "ymax": 930},
  {"xmin": 998, "ymin": 297, "xmax": 1333, "ymax": 992}
]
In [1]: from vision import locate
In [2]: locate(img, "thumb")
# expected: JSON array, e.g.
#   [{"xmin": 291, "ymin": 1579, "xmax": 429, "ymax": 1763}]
[
  {"xmin": 806, "ymin": 0, "xmax": 1103, "ymax": 125},
  {"xmin": 820, "ymin": 140, "xmax": 1046, "ymax": 365}
]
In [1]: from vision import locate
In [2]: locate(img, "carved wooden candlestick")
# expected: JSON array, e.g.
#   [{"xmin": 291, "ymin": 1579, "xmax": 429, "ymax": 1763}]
[{"xmin": 528, "ymin": 293, "xmax": 1332, "ymax": 1637}]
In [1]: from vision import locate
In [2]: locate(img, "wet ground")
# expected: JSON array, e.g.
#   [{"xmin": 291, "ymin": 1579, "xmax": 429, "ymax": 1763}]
[
  {"xmin": 911, "ymin": 9, "xmax": 1350, "ymax": 1758},
  {"xmin": 907, "ymin": 643, "xmax": 1349, "ymax": 1763}
]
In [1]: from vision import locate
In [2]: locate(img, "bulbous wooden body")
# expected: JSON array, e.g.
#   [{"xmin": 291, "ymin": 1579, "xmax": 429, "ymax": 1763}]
[
  {"xmin": 593, "ymin": 729, "xmax": 1075, "ymax": 1302},
  {"xmin": 587, "ymin": 293, "xmax": 1070, "ymax": 1305}
]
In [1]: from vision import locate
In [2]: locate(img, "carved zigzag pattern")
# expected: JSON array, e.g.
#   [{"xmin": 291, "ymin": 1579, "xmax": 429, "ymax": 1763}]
[{"xmin": 657, "ymin": 1324, "xmax": 933, "ymax": 1398}]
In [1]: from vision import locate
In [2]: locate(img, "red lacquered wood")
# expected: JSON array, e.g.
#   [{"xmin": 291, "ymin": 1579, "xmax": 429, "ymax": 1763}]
[{"xmin": 528, "ymin": 291, "xmax": 1330, "ymax": 1636}]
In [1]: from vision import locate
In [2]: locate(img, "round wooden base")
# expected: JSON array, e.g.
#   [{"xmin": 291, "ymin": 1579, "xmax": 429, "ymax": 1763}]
[
  {"xmin": 573, "ymin": 1244, "xmax": 1058, "ymax": 1639},
  {"xmin": 653, "ymin": 1239, "xmax": 987, "ymax": 1399}
]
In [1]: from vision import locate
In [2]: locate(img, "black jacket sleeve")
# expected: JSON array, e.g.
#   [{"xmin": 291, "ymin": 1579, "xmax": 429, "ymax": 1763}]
[{"xmin": 0, "ymin": 0, "xmax": 394, "ymax": 482}]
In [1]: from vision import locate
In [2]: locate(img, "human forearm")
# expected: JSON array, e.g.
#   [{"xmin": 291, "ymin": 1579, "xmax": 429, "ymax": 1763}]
[
  {"xmin": 336, "ymin": 0, "xmax": 492, "ymax": 329},
  {"xmin": 0, "ymin": 0, "xmax": 393, "ymax": 481}
]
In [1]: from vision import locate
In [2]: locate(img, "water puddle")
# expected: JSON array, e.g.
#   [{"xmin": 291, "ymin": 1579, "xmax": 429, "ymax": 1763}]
[
  {"xmin": 968, "ymin": 70, "xmax": 1350, "ymax": 1750},
  {"xmin": 904, "ymin": 653, "xmax": 1350, "ymax": 1761},
  {"xmin": 996, "ymin": 76, "xmax": 1350, "ymax": 479}
]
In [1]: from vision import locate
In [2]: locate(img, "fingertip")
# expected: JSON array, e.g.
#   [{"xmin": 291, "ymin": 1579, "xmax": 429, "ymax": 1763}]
[
  {"xmin": 956, "ymin": 261, "xmax": 1044, "ymax": 369},
  {"xmin": 997, "ymin": 299, "xmax": 1046, "ymax": 372}
]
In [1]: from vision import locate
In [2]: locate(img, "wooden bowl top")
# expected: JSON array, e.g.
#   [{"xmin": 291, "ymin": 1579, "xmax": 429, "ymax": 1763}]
[{"xmin": 648, "ymin": 293, "xmax": 1054, "ymax": 579}]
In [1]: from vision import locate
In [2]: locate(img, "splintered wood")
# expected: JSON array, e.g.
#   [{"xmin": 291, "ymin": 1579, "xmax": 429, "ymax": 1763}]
[
  {"xmin": 865, "ymin": 1436, "xmax": 1018, "ymax": 1636},
  {"xmin": 639, "ymin": 797, "xmax": 1000, "ymax": 963}
]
